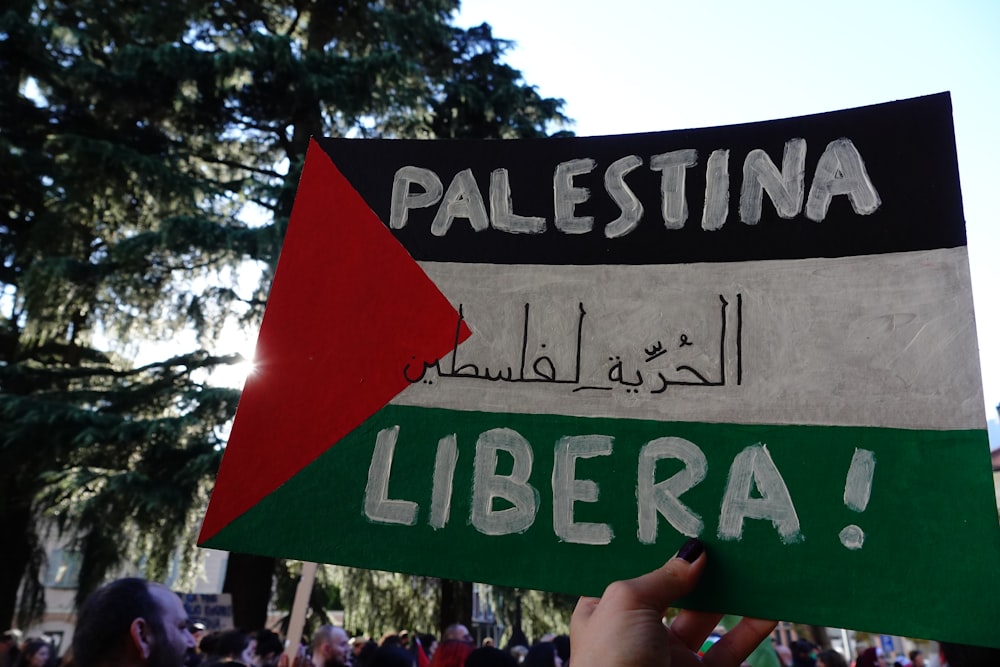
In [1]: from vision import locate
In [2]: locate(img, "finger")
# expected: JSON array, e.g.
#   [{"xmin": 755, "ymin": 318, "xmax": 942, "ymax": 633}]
[
  {"xmin": 571, "ymin": 595, "xmax": 601, "ymax": 630},
  {"xmin": 598, "ymin": 538, "xmax": 705, "ymax": 617},
  {"xmin": 701, "ymin": 617, "xmax": 779, "ymax": 667},
  {"xmin": 668, "ymin": 609, "xmax": 725, "ymax": 652}
]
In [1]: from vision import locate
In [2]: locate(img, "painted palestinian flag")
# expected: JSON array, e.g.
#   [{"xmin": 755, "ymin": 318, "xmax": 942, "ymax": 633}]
[{"xmin": 200, "ymin": 93, "xmax": 1000, "ymax": 646}]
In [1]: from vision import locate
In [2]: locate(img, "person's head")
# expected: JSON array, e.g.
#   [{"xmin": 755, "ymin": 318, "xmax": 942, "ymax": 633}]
[
  {"xmin": 1, "ymin": 632, "xmax": 23, "ymax": 657},
  {"xmin": 367, "ymin": 646, "xmax": 412, "ymax": 667},
  {"xmin": 522, "ymin": 643, "xmax": 560, "ymax": 667},
  {"xmin": 354, "ymin": 642, "xmax": 378, "ymax": 667},
  {"xmin": 856, "ymin": 648, "xmax": 881, "ymax": 667},
  {"xmin": 790, "ymin": 640, "xmax": 815, "ymax": 666},
  {"xmin": 311, "ymin": 627, "xmax": 350, "ymax": 667},
  {"xmin": 908, "ymin": 650, "xmax": 924, "ymax": 667},
  {"xmin": 74, "ymin": 578, "xmax": 195, "ymax": 667},
  {"xmin": 17, "ymin": 640, "xmax": 51, "ymax": 667},
  {"xmin": 550, "ymin": 636, "xmax": 568, "ymax": 667},
  {"xmin": 212, "ymin": 630, "xmax": 252, "ymax": 665},
  {"xmin": 464, "ymin": 647, "xmax": 515, "ymax": 667},
  {"xmin": 427, "ymin": 641, "xmax": 472, "ymax": 667},
  {"xmin": 939, "ymin": 642, "xmax": 1000, "ymax": 667},
  {"xmin": 816, "ymin": 650, "xmax": 848, "ymax": 667},
  {"xmin": 440, "ymin": 627, "xmax": 470, "ymax": 645},
  {"xmin": 416, "ymin": 636, "xmax": 436, "ymax": 661},
  {"xmin": 252, "ymin": 630, "xmax": 282, "ymax": 667}
]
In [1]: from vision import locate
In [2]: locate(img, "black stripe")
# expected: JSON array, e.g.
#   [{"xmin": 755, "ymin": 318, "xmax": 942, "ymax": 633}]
[{"xmin": 318, "ymin": 93, "xmax": 965, "ymax": 264}]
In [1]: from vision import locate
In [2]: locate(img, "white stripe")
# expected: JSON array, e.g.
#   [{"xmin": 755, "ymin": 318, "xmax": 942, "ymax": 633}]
[{"xmin": 392, "ymin": 247, "xmax": 984, "ymax": 431}]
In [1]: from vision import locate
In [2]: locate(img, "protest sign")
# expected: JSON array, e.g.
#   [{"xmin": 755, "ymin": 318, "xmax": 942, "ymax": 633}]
[
  {"xmin": 181, "ymin": 593, "xmax": 234, "ymax": 631},
  {"xmin": 199, "ymin": 93, "xmax": 1000, "ymax": 645}
]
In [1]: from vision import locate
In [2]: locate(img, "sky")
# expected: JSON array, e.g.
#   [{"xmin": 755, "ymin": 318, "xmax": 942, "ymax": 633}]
[{"xmin": 454, "ymin": 0, "xmax": 1000, "ymax": 447}]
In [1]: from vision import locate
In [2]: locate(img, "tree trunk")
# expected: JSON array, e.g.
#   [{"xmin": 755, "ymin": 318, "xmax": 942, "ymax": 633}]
[
  {"xmin": 222, "ymin": 552, "xmax": 276, "ymax": 631},
  {"xmin": 0, "ymin": 498, "xmax": 35, "ymax": 628},
  {"xmin": 438, "ymin": 579, "xmax": 472, "ymax": 635},
  {"xmin": 806, "ymin": 624, "xmax": 832, "ymax": 650}
]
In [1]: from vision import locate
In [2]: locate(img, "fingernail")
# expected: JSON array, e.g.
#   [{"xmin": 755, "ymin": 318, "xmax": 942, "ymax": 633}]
[{"xmin": 676, "ymin": 538, "xmax": 704, "ymax": 563}]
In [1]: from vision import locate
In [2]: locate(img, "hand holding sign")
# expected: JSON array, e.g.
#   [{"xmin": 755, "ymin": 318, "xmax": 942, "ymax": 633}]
[
  {"xmin": 200, "ymin": 93, "xmax": 1000, "ymax": 647},
  {"xmin": 571, "ymin": 539, "xmax": 776, "ymax": 667}
]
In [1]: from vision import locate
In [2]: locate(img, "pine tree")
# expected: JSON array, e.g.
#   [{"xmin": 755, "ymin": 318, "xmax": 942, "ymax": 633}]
[{"xmin": 0, "ymin": 0, "xmax": 568, "ymax": 627}]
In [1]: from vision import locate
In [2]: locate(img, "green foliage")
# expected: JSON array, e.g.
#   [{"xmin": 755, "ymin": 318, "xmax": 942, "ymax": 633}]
[
  {"xmin": 0, "ymin": 0, "xmax": 569, "ymax": 627},
  {"xmin": 270, "ymin": 561, "xmax": 344, "ymax": 637},
  {"xmin": 334, "ymin": 567, "xmax": 441, "ymax": 638},
  {"xmin": 494, "ymin": 587, "xmax": 576, "ymax": 644}
]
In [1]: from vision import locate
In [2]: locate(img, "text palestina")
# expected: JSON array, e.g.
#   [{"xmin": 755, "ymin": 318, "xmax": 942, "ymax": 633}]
[{"xmin": 389, "ymin": 138, "xmax": 881, "ymax": 236}]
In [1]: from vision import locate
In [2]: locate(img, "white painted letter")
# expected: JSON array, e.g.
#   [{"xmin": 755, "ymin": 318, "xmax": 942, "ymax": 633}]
[
  {"xmin": 490, "ymin": 168, "xmax": 546, "ymax": 234},
  {"xmin": 650, "ymin": 149, "xmax": 697, "ymax": 229},
  {"xmin": 554, "ymin": 158, "xmax": 596, "ymax": 233},
  {"xmin": 718, "ymin": 444, "xmax": 801, "ymax": 543},
  {"xmin": 364, "ymin": 426, "xmax": 418, "ymax": 526},
  {"xmin": 471, "ymin": 428, "xmax": 538, "ymax": 535},
  {"xmin": 805, "ymin": 138, "xmax": 881, "ymax": 221},
  {"xmin": 702, "ymin": 149, "xmax": 730, "ymax": 231},
  {"xmin": 389, "ymin": 166, "xmax": 444, "ymax": 229},
  {"xmin": 604, "ymin": 155, "xmax": 644, "ymax": 238},
  {"xmin": 431, "ymin": 169, "xmax": 490, "ymax": 236},
  {"xmin": 552, "ymin": 435, "xmax": 614, "ymax": 545},
  {"xmin": 739, "ymin": 138, "xmax": 807, "ymax": 224},
  {"xmin": 429, "ymin": 434, "xmax": 458, "ymax": 529},
  {"xmin": 637, "ymin": 437, "xmax": 707, "ymax": 543}
]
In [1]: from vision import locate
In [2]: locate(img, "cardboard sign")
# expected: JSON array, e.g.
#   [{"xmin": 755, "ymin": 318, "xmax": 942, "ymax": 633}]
[
  {"xmin": 181, "ymin": 593, "xmax": 234, "ymax": 631},
  {"xmin": 199, "ymin": 93, "xmax": 1000, "ymax": 646}
]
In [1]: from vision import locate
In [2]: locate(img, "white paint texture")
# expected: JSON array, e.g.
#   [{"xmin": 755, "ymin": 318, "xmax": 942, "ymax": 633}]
[
  {"xmin": 389, "ymin": 166, "xmax": 443, "ymax": 229},
  {"xmin": 365, "ymin": 426, "xmax": 418, "ymax": 525},
  {"xmin": 429, "ymin": 434, "xmax": 459, "ymax": 529},
  {"xmin": 805, "ymin": 138, "xmax": 881, "ymax": 220},
  {"xmin": 843, "ymin": 448, "xmax": 876, "ymax": 511},
  {"xmin": 637, "ymin": 436, "xmax": 707, "ymax": 542},
  {"xmin": 650, "ymin": 149, "xmax": 698, "ymax": 228},
  {"xmin": 718, "ymin": 444, "xmax": 802, "ymax": 543},
  {"xmin": 553, "ymin": 158, "xmax": 597, "ymax": 233},
  {"xmin": 839, "ymin": 524, "xmax": 865, "ymax": 550},
  {"xmin": 490, "ymin": 168, "xmax": 547, "ymax": 234},
  {"xmin": 604, "ymin": 155, "xmax": 644, "ymax": 238},
  {"xmin": 470, "ymin": 428, "xmax": 539, "ymax": 535},
  {"xmin": 394, "ymin": 247, "xmax": 983, "ymax": 431},
  {"xmin": 740, "ymin": 138, "xmax": 807, "ymax": 224},
  {"xmin": 432, "ymin": 169, "xmax": 490, "ymax": 235},
  {"xmin": 389, "ymin": 139, "xmax": 877, "ymax": 237},
  {"xmin": 702, "ymin": 149, "xmax": 730, "ymax": 231},
  {"xmin": 552, "ymin": 435, "xmax": 614, "ymax": 544}
]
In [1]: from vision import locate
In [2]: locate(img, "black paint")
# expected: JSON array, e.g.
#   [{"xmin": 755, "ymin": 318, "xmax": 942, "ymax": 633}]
[{"xmin": 316, "ymin": 93, "xmax": 965, "ymax": 265}]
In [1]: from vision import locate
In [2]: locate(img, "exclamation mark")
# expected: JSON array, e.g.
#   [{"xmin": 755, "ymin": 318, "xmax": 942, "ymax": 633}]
[{"xmin": 839, "ymin": 448, "xmax": 876, "ymax": 550}]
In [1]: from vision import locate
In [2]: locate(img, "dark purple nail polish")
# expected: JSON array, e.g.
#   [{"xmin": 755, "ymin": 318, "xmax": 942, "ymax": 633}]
[{"xmin": 676, "ymin": 538, "xmax": 704, "ymax": 563}]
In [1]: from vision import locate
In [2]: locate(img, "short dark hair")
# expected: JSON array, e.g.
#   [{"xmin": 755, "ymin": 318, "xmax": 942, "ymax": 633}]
[
  {"xmin": 816, "ymin": 649, "xmax": 848, "ymax": 667},
  {"xmin": 254, "ymin": 630, "xmax": 284, "ymax": 659},
  {"xmin": 73, "ymin": 578, "xmax": 163, "ymax": 667},
  {"xmin": 939, "ymin": 642, "xmax": 1000, "ymax": 667},
  {"xmin": 214, "ymin": 630, "xmax": 249, "ymax": 660}
]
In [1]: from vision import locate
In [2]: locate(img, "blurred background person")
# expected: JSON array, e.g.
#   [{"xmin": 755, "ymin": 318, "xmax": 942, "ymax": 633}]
[
  {"xmin": 12, "ymin": 640, "xmax": 53, "ymax": 667},
  {"xmin": 816, "ymin": 649, "xmax": 847, "ymax": 667}
]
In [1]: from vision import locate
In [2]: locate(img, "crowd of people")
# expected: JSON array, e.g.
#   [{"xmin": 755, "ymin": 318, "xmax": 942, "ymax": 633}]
[{"xmin": 2, "ymin": 540, "xmax": 999, "ymax": 667}]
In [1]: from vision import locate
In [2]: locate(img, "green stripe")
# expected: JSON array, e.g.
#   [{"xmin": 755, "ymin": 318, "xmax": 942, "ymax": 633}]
[{"xmin": 204, "ymin": 404, "xmax": 1000, "ymax": 646}]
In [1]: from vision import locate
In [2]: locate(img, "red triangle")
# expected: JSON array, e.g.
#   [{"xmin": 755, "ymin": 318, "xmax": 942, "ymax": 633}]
[{"xmin": 199, "ymin": 139, "xmax": 471, "ymax": 542}]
